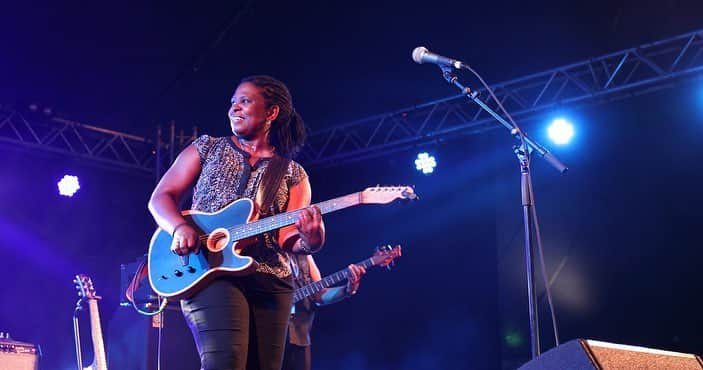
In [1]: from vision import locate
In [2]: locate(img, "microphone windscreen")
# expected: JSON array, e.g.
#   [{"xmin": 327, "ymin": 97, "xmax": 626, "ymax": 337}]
[{"xmin": 412, "ymin": 46, "xmax": 428, "ymax": 64}]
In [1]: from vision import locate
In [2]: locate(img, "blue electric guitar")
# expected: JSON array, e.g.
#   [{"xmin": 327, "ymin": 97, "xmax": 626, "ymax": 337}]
[{"xmin": 148, "ymin": 186, "xmax": 416, "ymax": 299}]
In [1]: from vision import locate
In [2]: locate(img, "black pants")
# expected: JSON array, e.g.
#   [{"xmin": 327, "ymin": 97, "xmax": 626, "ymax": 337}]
[
  {"xmin": 281, "ymin": 342, "xmax": 311, "ymax": 370},
  {"xmin": 181, "ymin": 272, "xmax": 294, "ymax": 370}
]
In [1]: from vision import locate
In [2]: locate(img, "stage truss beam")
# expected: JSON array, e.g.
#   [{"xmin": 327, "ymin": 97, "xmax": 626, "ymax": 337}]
[
  {"xmin": 1, "ymin": 29, "xmax": 702, "ymax": 173},
  {"xmin": 0, "ymin": 109, "xmax": 196, "ymax": 176},
  {"xmin": 0, "ymin": 109, "xmax": 159, "ymax": 174}
]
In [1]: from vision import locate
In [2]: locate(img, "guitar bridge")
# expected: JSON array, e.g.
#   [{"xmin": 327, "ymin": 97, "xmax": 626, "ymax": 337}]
[{"xmin": 179, "ymin": 255, "xmax": 189, "ymax": 266}]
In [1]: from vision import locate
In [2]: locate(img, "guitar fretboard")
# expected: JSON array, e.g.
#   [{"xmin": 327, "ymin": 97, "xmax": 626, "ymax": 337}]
[
  {"xmin": 227, "ymin": 192, "xmax": 361, "ymax": 241},
  {"xmin": 293, "ymin": 257, "xmax": 377, "ymax": 303},
  {"xmin": 87, "ymin": 299, "xmax": 107, "ymax": 370}
]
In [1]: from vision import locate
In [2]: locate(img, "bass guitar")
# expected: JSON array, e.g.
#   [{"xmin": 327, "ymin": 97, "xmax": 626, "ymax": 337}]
[
  {"xmin": 293, "ymin": 244, "xmax": 401, "ymax": 303},
  {"xmin": 148, "ymin": 186, "xmax": 416, "ymax": 298}
]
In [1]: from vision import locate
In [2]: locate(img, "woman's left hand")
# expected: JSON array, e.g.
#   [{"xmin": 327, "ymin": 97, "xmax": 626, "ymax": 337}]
[{"xmin": 295, "ymin": 205, "xmax": 325, "ymax": 249}]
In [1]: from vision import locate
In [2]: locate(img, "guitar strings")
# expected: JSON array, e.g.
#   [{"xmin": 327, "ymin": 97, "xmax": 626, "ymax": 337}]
[
  {"xmin": 191, "ymin": 196, "xmax": 351, "ymax": 243},
  {"xmin": 193, "ymin": 207, "xmax": 309, "ymax": 243},
  {"xmin": 186, "ymin": 188, "xmax": 404, "ymax": 243}
]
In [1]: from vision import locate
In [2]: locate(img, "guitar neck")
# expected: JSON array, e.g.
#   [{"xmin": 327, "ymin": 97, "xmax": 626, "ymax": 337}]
[
  {"xmin": 233, "ymin": 192, "xmax": 362, "ymax": 239},
  {"xmin": 293, "ymin": 257, "xmax": 377, "ymax": 303},
  {"xmin": 87, "ymin": 299, "xmax": 107, "ymax": 370}
]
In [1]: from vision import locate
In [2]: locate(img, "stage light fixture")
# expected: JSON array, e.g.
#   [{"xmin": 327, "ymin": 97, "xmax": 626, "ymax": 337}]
[
  {"xmin": 58, "ymin": 175, "xmax": 81, "ymax": 197},
  {"xmin": 547, "ymin": 118, "xmax": 575, "ymax": 145},
  {"xmin": 415, "ymin": 152, "xmax": 436, "ymax": 174}
]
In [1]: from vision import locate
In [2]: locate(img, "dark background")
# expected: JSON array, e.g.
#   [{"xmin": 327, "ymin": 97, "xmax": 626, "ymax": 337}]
[{"xmin": 1, "ymin": 1, "xmax": 702, "ymax": 369}]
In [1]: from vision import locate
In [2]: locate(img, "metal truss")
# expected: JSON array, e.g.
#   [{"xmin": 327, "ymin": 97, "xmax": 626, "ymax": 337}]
[
  {"xmin": 0, "ymin": 107, "xmax": 199, "ymax": 177},
  {"xmin": 299, "ymin": 29, "xmax": 703, "ymax": 168},
  {"xmin": 0, "ymin": 107, "xmax": 160, "ymax": 175},
  {"xmin": 3, "ymin": 29, "xmax": 703, "ymax": 173}
]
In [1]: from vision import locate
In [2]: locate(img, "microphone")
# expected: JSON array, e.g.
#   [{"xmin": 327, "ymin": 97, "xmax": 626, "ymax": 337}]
[{"xmin": 412, "ymin": 46, "xmax": 467, "ymax": 69}]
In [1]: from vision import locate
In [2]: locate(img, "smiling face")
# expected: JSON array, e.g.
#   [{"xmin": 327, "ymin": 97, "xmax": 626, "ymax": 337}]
[{"xmin": 228, "ymin": 82, "xmax": 278, "ymax": 140}]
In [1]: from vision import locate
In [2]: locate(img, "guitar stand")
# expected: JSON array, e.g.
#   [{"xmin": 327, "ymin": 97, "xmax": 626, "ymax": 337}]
[{"xmin": 73, "ymin": 298, "xmax": 85, "ymax": 370}]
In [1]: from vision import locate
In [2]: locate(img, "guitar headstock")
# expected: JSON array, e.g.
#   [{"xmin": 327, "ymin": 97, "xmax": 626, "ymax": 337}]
[
  {"xmin": 360, "ymin": 186, "xmax": 417, "ymax": 205},
  {"xmin": 74, "ymin": 274, "xmax": 100, "ymax": 301},
  {"xmin": 371, "ymin": 244, "xmax": 402, "ymax": 270}
]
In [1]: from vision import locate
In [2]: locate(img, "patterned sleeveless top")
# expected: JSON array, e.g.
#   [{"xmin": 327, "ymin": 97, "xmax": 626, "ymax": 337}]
[{"xmin": 191, "ymin": 135, "xmax": 308, "ymax": 278}]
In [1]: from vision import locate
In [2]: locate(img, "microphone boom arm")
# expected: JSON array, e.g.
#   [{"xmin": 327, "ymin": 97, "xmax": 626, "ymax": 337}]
[{"xmin": 438, "ymin": 65, "xmax": 567, "ymax": 173}]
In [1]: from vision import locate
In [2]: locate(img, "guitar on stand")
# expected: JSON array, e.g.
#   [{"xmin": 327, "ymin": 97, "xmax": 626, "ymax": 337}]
[
  {"xmin": 148, "ymin": 186, "xmax": 417, "ymax": 299},
  {"xmin": 73, "ymin": 274, "xmax": 107, "ymax": 370}
]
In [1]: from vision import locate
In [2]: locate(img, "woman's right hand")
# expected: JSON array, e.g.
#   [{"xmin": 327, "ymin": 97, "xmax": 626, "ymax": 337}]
[{"xmin": 170, "ymin": 223, "xmax": 200, "ymax": 255}]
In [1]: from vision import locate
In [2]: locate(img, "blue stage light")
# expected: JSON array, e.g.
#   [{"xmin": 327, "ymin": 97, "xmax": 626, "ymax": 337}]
[
  {"xmin": 58, "ymin": 175, "xmax": 80, "ymax": 197},
  {"xmin": 547, "ymin": 118, "xmax": 575, "ymax": 145},
  {"xmin": 415, "ymin": 152, "xmax": 436, "ymax": 174}
]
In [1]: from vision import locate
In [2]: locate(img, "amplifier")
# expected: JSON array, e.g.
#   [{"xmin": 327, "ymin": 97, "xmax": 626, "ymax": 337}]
[{"xmin": 0, "ymin": 338, "xmax": 40, "ymax": 370}]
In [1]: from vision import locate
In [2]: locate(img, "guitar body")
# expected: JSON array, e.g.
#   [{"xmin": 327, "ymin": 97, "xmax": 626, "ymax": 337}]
[{"xmin": 148, "ymin": 198, "xmax": 259, "ymax": 299}]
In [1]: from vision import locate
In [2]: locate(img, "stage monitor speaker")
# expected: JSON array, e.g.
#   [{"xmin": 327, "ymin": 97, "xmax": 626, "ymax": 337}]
[
  {"xmin": 518, "ymin": 339, "xmax": 703, "ymax": 370},
  {"xmin": 0, "ymin": 339, "xmax": 40, "ymax": 370}
]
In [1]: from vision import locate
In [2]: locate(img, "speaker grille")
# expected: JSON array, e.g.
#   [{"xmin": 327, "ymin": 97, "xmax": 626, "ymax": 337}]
[
  {"xmin": 0, "ymin": 339, "xmax": 39, "ymax": 370},
  {"xmin": 518, "ymin": 339, "xmax": 703, "ymax": 370},
  {"xmin": 585, "ymin": 340, "xmax": 703, "ymax": 370}
]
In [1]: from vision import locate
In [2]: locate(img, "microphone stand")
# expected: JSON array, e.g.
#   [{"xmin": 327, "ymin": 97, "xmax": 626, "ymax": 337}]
[{"xmin": 436, "ymin": 65, "xmax": 567, "ymax": 359}]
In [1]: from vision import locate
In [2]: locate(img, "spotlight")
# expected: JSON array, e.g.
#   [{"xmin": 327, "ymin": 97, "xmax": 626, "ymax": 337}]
[
  {"xmin": 415, "ymin": 152, "xmax": 436, "ymax": 174},
  {"xmin": 58, "ymin": 175, "xmax": 81, "ymax": 197},
  {"xmin": 547, "ymin": 118, "xmax": 575, "ymax": 145}
]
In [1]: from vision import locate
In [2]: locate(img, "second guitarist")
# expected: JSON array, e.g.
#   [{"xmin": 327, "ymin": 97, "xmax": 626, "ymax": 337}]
[{"xmin": 282, "ymin": 254, "xmax": 367, "ymax": 370}]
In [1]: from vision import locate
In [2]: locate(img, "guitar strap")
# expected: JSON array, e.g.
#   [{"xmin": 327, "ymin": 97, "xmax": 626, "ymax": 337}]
[{"xmin": 255, "ymin": 155, "xmax": 291, "ymax": 217}]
